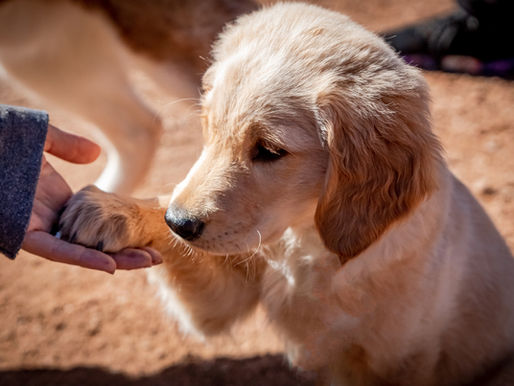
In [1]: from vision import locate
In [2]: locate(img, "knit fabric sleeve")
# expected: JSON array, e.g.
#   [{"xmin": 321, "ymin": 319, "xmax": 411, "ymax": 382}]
[{"xmin": 0, "ymin": 104, "xmax": 48, "ymax": 259}]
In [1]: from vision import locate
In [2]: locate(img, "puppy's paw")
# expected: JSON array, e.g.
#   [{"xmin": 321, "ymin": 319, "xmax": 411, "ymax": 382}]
[{"xmin": 59, "ymin": 185, "xmax": 143, "ymax": 252}]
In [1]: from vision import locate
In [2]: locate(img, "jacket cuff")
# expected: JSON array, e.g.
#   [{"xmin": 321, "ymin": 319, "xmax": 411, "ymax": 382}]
[{"xmin": 0, "ymin": 105, "xmax": 48, "ymax": 259}]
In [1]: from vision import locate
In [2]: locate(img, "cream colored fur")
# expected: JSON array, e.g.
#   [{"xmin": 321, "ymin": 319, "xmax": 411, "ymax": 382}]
[
  {"xmin": 59, "ymin": 3, "xmax": 514, "ymax": 385},
  {"xmin": 0, "ymin": 0, "xmax": 159, "ymax": 192},
  {"xmin": 0, "ymin": 0, "xmax": 255, "ymax": 193}
]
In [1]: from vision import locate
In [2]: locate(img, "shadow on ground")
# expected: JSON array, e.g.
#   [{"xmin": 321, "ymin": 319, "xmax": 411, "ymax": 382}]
[{"xmin": 0, "ymin": 354, "xmax": 316, "ymax": 386}]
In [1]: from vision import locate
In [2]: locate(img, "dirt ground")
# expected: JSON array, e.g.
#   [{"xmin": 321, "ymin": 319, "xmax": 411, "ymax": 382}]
[{"xmin": 1, "ymin": 0, "xmax": 513, "ymax": 385}]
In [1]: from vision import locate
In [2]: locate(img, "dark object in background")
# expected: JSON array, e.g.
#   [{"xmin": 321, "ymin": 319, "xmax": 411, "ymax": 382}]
[{"xmin": 382, "ymin": 0, "xmax": 514, "ymax": 78}]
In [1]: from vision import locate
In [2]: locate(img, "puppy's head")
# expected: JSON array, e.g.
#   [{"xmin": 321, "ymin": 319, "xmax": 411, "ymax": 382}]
[{"xmin": 166, "ymin": 3, "xmax": 442, "ymax": 260}]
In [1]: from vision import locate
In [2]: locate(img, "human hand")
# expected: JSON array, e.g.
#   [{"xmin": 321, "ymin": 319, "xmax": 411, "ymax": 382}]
[{"xmin": 21, "ymin": 124, "xmax": 162, "ymax": 274}]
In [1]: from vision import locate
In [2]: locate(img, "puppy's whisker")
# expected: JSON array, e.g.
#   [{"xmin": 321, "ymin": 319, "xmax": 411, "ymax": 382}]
[
  {"xmin": 248, "ymin": 229, "xmax": 262, "ymax": 259},
  {"xmin": 158, "ymin": 104, "xmax": 201, "ymax": 122},
  {"xmin": 234, "ymin": 230, "xmax": 262, "ymax": 271},
  {"xmin": 256, "ymin": 230, "xmax": 262, "ymax": 250},
  {"xmin": 159, "ymin": 97, "xmax": 200, "ymax": 113}
]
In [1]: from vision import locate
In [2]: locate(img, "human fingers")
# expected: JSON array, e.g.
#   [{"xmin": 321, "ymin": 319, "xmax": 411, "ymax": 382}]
[
  {"xmin": 141, "ymin": 247, "xmax": 163, "ymax": 265},
  {"xmin": 109, "ymin": 247, "xmax": 162, "ymax": 270},
  {"xmin": 45, "ymin": 124, "xmax": 101, "ymax": 164},
  {"xmin": 22, "ymin": 231, "xmax": 116, "ymax": 274}
]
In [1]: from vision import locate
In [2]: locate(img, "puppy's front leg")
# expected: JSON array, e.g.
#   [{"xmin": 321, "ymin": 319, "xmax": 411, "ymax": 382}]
[
  {"xmin": 151, "ymin": 242, "xmax": 265, "ymax": 336},
  {"xmin": 60, "ymin": 185, "xmax": 265, "ymax": 336}
]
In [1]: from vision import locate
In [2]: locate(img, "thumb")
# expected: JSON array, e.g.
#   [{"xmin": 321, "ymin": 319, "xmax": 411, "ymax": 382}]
[{"xmin": 45, "ymin": 124, "xmax": 101, "ymax": 164}]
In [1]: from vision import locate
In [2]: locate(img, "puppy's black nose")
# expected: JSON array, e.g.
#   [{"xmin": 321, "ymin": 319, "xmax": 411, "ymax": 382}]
[{"xmin": 165, "ymin": 206, "xmax": 205, "ymax": 241}]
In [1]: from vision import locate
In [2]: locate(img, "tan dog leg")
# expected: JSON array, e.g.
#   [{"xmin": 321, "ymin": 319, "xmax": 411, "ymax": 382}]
[
  {"xmin": 59, "ymin": 186, "xmax": 264, "ymax": 335},
  {"xmin": 0, "ymin": 0, "xmax": 162, "ymax": 194}
]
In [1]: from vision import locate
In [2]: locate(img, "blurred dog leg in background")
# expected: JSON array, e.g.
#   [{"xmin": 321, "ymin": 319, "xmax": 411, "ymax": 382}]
[{"xmin": 0, "ymin": 0, "xmax": 257, "ymax": 193}]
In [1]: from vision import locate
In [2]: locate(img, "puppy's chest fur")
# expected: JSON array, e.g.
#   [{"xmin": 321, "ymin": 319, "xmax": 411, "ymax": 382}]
[
  {"xmin": 255, "ymin": 202, "xmax": 450, "ymax": 384},
  {"xmin": 258, "ymin": 228, "xmax": 404, "ymax": 384},
  {"xmin": 260, "ymin": 227, "xmax": 350, "ymax": 368}
]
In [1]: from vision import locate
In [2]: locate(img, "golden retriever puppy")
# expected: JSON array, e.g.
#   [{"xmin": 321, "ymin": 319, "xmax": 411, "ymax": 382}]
[
  {"xmin": 0, "ymin": 0, "xmax": 256, "ymax": 193},
  {"xmin": 58, "ymin": 3, "xmax": 514, "ymax": 385}
]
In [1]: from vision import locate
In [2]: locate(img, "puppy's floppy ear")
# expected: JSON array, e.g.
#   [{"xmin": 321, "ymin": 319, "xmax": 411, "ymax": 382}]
[{"xmin": 315, "ymin": 69, "xmax": 442, "ymax": 263}]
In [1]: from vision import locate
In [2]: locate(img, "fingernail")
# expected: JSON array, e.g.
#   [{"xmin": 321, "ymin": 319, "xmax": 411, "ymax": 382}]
[
  {"xmin": 143, "ymin": 247, "xmax": 163, "ymax": 265},
  {"xmin": 85, "ymin": 251, "xmax": 115, "ymax": 274},
  {"xmin": 137, "ymin": 253, "xmax": 154, "ymax": 267},
  {"xmin": 152, "ymin": 254, "xmax": 163, "ymax": 265},
  {"xmin": 104, "ymin": 259, "xmax": 116, "ymax": 274}
]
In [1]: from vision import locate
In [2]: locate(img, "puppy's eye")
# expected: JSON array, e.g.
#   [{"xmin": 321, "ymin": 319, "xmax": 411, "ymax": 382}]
[{"xmin": 252, "ymin": 142, "xmax": 288, "ymax": 162}]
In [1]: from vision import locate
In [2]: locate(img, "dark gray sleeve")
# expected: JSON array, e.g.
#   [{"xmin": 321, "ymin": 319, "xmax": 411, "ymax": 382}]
[{"xmin": 0, "ymin": 104, "xmax": 48, "ymax": 259}]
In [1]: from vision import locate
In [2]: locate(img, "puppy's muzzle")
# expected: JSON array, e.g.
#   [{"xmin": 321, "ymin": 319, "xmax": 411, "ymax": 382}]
[{"xmin": 165, "ymin": 205, "xmax": 205, "ymax": 241}]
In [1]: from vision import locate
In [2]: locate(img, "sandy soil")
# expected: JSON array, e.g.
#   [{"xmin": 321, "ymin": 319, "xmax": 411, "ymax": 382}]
[{"xmin": 1, "ymin": 0, "xmax": 513, "ymax": 385}]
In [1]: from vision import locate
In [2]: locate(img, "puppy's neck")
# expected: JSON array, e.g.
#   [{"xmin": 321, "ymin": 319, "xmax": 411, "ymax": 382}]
[
  {"xmin": 345, "ymin": 166, "xmax": 451, "ymax": 270},
  {"xmin": 272, "ymin": 164, "xmax": 450, "ymax": 262},
  {"xmin": 266, "ymin": 165, "xmax": 452, "ymax": 307},
  {"xmin": 329, "ymin": 166, "xmax": 452, "ymax": 315}
]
